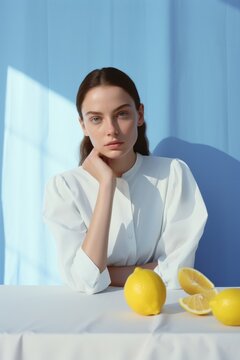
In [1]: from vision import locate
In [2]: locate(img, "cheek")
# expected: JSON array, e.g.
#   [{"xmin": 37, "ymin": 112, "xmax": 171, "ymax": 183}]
[
  {"xmin": 88, "ymin": 134, "xmax": 97, "ymax": 147},
  {"xmin": 121, "ymin": 118, "xmax": 134, "ymax": 131},
  {"xmin": 124, "ymin": 120, "xmax": 138, "ymax": 138},
  {"xmin": 86, "ymin": 129, "xmax": 102, "ymax": 148}
]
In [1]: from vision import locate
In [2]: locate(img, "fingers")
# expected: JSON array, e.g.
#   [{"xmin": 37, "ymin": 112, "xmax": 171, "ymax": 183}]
[{"xmin": 82, "ymin": 149, "xmax": 115, "ymax": 184}]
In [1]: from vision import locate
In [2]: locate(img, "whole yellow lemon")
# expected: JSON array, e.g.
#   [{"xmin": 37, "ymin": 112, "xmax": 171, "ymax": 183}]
[
  {"xmin": 209, "ymin": 288, "xmax": 240, "ymax": 326},
  {"xmin": 124, "ymin": 267, "xmax": 166, "ymax": 316}
]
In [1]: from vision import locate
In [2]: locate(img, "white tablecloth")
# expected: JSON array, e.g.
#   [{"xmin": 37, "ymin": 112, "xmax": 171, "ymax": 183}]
[{"xmin": 0, "ymin": 285, "xmax": 239, "ymax": 360}]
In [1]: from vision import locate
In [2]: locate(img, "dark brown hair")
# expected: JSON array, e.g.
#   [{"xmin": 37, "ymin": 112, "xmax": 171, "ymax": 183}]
[{"xmin": 76, "ymin": 67, "xmax": 149, "ymax": 165}]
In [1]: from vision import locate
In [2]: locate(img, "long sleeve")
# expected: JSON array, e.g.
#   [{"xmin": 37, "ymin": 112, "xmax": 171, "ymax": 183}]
[
  {"xmin": 43, "ymin": 175, "xmax": 111, "ymax": 294},
  {"xmin": 154, "ymin": 159, "xmax": 208, "ymax": 288}
]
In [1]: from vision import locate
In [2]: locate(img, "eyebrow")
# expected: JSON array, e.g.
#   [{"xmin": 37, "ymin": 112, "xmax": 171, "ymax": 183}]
[{"xmin": 84, "ymin": 103, "xmax": 132, "ymax": 117}]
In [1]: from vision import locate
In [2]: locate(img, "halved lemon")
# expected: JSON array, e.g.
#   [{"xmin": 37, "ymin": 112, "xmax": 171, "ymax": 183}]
[
  {"xmin": 178, "ymin": 267, "xmax": 216, "ymax": 295},
  {"xmin": 179, "ymin": 293, "xmax": 212, "ymax": 315}
]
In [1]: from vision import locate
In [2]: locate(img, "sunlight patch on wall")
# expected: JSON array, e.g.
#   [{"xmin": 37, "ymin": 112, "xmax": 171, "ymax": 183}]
[
  {"xmin": 4, "ymin": 66, "xmax": 82, "ymax": 174},
  {"xmin": 2, "ymin": 66, "xmax": 83, "ymax": 284}
]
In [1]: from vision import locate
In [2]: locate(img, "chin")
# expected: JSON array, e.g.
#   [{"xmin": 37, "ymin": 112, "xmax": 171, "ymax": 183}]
[
  {"xmin": 108, "ymin": 150, "xmax": 136, "ymax": 162},
  {"xmin": 104, "ymin": 150, "xmax": 125, "ymax": 158}
]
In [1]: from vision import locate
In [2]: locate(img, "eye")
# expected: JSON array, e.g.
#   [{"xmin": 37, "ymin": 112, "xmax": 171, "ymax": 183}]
[
  {"xmin": 90, "ymin": 116, "xmax": 102, "ymax": 124},
  {"xmin": 117, "ymin": 111, "xmax": 129, "ymax": 118}
]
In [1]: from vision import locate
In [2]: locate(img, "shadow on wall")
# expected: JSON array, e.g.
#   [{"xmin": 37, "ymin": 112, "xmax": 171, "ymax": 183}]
[
  {"xmin": 153, "ymin": 137, "xmax": 240, "ymax": 287},
  {"xmin": 220, "ymin": 0, "xmax": 240, "ymax": 10}
]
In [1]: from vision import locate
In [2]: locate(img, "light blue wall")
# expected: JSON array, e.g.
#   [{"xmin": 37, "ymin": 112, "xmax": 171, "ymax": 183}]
[{"xmin": 0, "ymin": 0, "xmax": 240, "ymax": 285}]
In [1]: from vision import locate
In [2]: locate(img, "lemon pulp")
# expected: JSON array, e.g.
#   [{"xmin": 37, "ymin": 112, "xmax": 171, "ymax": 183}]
[
  {"xmin": 178, "ymin": 267, "xmax": 216, "ymax": 295},
  {"xmin": 179, "ymin": 293, "xmax": 212, "ymax": 315},
  {"xmin": 178, "ymin": 267, "xmax": 217, "ymax": 316}
]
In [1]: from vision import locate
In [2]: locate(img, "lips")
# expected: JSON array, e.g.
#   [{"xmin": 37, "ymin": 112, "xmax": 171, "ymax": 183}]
[{"xmin": 105, "ymin": 141, "xmax": 124, "ymax": 146}]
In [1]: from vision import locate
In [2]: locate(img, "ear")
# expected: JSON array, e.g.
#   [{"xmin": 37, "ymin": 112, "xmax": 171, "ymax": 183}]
[
  {"xmin": 79, "ymin": 117, "xmax": 89, "ymax": 136},
  {"xmin": 137, "ymin": 103, "xmax": 145, "ymax": 127}
]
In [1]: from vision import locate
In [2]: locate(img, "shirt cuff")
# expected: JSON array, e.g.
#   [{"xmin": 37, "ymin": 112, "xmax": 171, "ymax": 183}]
[
  {"xmin": 71, "ymin": 247, "xmax": 111, "ymax": 294},
  {"xmin": 153, "ymin": 263, "xmax": 181, "ymax": 289}
]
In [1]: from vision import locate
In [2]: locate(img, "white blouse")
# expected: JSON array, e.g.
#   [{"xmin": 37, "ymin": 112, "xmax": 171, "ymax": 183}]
[{"xmin": 43, "ymin": 153, "xmax": 208, "ymax": 294}]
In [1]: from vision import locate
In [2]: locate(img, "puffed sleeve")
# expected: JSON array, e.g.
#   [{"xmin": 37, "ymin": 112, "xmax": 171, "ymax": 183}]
[
  {"xmin": 154, "ymin": 159, "xmax": 208, "ymax": 288},
  {"xmin": 43, "ymin": 175, "xmax": 111, "ymax": 294}
]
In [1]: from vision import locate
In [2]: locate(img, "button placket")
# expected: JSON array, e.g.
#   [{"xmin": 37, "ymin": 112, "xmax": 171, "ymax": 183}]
[{"xmin": 119, "ymin": 178, "xmax": 137, "ymax": 262}]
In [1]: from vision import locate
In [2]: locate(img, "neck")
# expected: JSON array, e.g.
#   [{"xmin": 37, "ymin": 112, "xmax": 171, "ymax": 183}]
[{"xmin": 108, "ymin": 151, "xmax": 137, "ymax": 177}]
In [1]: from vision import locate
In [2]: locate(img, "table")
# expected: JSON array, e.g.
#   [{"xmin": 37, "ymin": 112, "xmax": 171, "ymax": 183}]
[{"xmin": 0, "ymin": 286, "xmax": 239, "ymax": 360}]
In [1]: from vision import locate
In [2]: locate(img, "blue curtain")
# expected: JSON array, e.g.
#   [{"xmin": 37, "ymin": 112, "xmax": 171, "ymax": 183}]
[{"xmin": 0, "ymin": 0, "xmax": 239, "ymax": 286}]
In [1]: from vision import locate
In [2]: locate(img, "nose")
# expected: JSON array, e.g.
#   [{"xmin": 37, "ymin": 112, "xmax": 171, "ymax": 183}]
[{"xmin": 106, "ymin": 117, "xmax": 119, "ymax": 136}]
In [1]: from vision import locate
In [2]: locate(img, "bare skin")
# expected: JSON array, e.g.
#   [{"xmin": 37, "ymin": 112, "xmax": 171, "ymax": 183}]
[
  {"xmin": 81, "ymin": 149, "xmax": 157, "ymax": 285},
  {"xmin": 108, "ymin": 262, "xmax": 158, "ymax": 287},
  {"xmin": 81, "ymin": 149, "xmax": 116, "ymax": 273},
  {"xmin": 80, "ymin": 85, "xmax": 157, "ymax": 286}
]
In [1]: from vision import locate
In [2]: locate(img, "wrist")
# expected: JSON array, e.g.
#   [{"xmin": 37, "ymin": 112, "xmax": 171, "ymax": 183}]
[{"xmin": 99, "ymin": 176, "xmax": 116, "ymax": 190}]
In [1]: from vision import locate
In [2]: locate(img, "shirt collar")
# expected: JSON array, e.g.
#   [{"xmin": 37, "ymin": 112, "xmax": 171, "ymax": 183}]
[{"xmin": 121, "ymin": 152, "xmax": 143, "ymax": 181}]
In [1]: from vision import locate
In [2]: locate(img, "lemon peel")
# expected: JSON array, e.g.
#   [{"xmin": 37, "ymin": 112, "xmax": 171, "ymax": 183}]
[
  {"xmin": 124, "ymin": 267, "xmax": 166, "ymax": 316},
  {"xmin": 178, "ymin": 267, "xmax": 218, "ymax": 316},
  {"xmin": 209, "ymin": 288, "xmax": 240, "ymax": 326},
  {"xmin": 179, "ymin": 293, "xmax": 212, "ymax": 315},
  {"xmin": 178, "ymin": 267, "xmax": 216, "ymax": 295}
]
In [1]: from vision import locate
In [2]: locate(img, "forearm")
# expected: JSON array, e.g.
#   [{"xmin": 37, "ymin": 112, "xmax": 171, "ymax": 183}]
[
  {"xmin": 108, "ymin": 261, "xmax": 158, "ymax": 287},
  {"xmin": 81, "ymin": 181, "xmax": 115, "ymax": 272}
]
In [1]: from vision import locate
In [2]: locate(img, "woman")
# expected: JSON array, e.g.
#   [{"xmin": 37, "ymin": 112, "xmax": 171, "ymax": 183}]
[{"xmin": 43, "ymin": 67, "xmax": 208, "ymax": 294}]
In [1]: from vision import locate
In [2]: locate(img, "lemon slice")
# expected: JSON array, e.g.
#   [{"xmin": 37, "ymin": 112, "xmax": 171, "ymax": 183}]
[
  {"xmin": 179, "ymin": 293, "xmax": 212, "ymax": 315},
  {"xmin": 178, "ymin": 267, "xmax": 216, "ymax": 295}
]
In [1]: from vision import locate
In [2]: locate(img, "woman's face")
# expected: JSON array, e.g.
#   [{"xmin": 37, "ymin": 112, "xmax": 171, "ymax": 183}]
[{"xmin": 80, "ymin": 85, "xmax": 144, "ymax": 159}]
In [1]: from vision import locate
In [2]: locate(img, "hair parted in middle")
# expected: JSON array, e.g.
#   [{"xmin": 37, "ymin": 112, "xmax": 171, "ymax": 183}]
[{"xmin": 76, "ymin": 67, "xmax": 150, "ymax": 165}]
